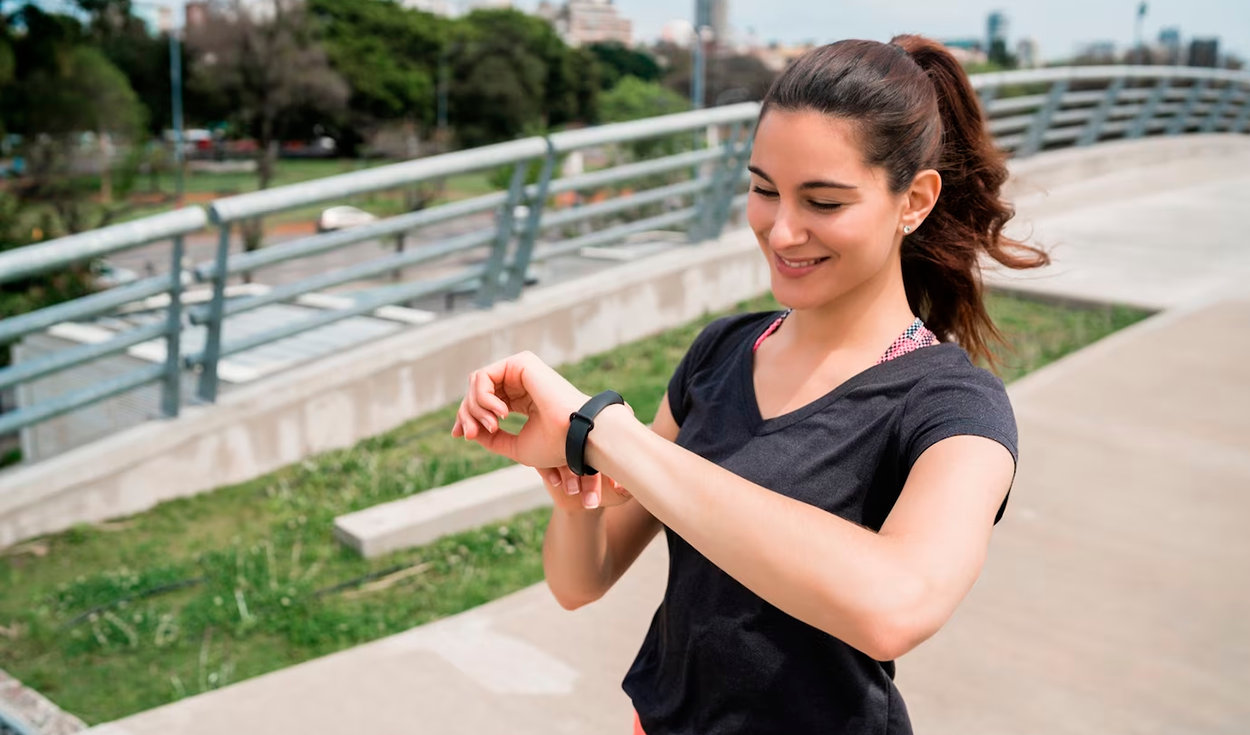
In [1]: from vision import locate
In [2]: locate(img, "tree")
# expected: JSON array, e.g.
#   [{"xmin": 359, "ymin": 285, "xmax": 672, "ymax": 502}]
[
  {"xmin": 659, "ymin": 47, "xmax": 776, "ymax": 106},
  {"xmin": 588, "ymin": 42, "xmax": 661, "ymax": 90},
  {"xmin": 308, "ymin": 0, "xmax": 447, "ymax": 154},
  {"xmin": 448, "ymin": 9, "xmax": 594, "ymax": 147},
  {"xmin": 1, "ymin": 5, "xmax": 149, "ymax": 235},
  {"xmin": 186, "ymin": 0, "xmax": 349, "ymax": 193},
  {"xmin": 598, "ymin": 76, "xmax": 688, "ymax": 123}
]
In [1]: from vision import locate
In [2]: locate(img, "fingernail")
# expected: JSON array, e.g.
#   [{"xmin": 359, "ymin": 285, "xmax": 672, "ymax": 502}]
[
  {"xmin": 565, "ymin": 478, "xmax": 579, "ymax": 495},
  {"xmin": 583, "ymin": 490, "xmax": 599, "ymax": 509}
]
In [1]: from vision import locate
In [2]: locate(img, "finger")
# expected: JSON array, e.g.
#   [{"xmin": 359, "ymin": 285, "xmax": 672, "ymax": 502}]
[
  {"xmin": 466, "ymin": 372, "xmax": 500, "ymax": 433},
  {"xmin": 470, "ymin": 424, "xmax": 521, "ymax": 463},
  {"xmin": 582, "ymin": 480, "xmax": 601, "ymax": 510},
  {"xmin": 457, "ymin": 401, "xmax": 480, "ymax": 440},
  {"xmin": 452, "ymin": 415, "xmax": 463, "ymax": 438},
  {"xmin": 560, "ymin": 466, "xmax": 580, "ymax": 496},
  {"xmin": 473, "ymin": 370, "xmax": 511, "ymax": 421},
  {"xmin": 539, "ymin": 467, "xmax": 562, "ymax": 488}
]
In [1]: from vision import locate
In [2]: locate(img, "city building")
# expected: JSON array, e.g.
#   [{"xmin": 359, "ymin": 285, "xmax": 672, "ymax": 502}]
[
  {"xmin": 942, "ymin": 38, "xmax": 987, "ymax": 66},
  {"xmin": 751, "ymin": 41, "xmax": 817, "ymax": 72},
  {"xmin": 709, "ymin": 0, "xmax": 729, "ymax": 50},
  {"xmin": 402, "ymin": 0, "xmax": 455, "ymax": 16},
  {"xmin": 184, "ymin": 0, "xmax": 210, "ymax": 28},
  {"xmin": 1158, "ymin": 27, "xmax": 1182, "ymax": 64},
  {"xmin": 660, "ymin": 18, "xmax": 695, "ymax": 48},
  {"xmin": 986, "ymin": 10, "xmax": 1008, "ymax": 54},
  {"xmin": 1076, "ymin": 40, "xmax": 1118, "ymax": 63},
  {"xmin": 1015, "ymin": 37, "xmax": 1040, "ymax": 68},
  {"xmin": 541, "ymin": 0, "xmax": 632, "ymax": 47},
  {"xmin": 1188, "ymin": 38, "xmax": 1219, "ymax": 68}
]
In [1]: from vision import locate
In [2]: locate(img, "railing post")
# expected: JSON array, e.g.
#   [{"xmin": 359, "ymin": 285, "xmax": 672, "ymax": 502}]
[
  {"xmin": 161, "ymin": 235, "xmax": 185, "ymax": 418},
  {"xmin": 196, "ymin": 223, "xmax": 231, "ymax": 403},
  {"xmin": 1128, "ymin": 78, "xmax": 1170, "ymax": 139},
  {"xmin": 709, "ymin": 122, "xmax": 754, "ymax": 239},
  {"xmin": 1167, "ymin": 80, "xmax": 1207, "ymax": 136},
  {"xmin": 1200, "ymin": 81, "xmax": 1239, "ymax": 133},
  {"xmin": 976, "ymin": 84, "xmax": 999, "ymax": 116},
  {"xmin": 1078, "ymin": 76, "xmax": 1126, "ymax": 146},
  {"xmin": 1230, "ymin": 87, "xmax": 1250, "ymax": 134},
  {"xmin": 502, "ymin": 141, "xmax": 557, "ymax": 300},
  {"xmin": 476, "ymin": 162, "xmax": 527, "ymax": 308},
  {"xmin": 1019, "ymin": 79, "xmax": 1068, "ymax": 157}
]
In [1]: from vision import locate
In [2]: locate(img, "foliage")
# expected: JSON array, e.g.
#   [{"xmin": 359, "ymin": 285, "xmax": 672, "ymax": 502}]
[
  {"xmin": 598, "ymin": 76, "xmax": 689, "ymax": 123},
  {"xmin": 308, "ymin": 0, "xmax": 447, "ymax": 153},
  {"xmin": 448, "ymin": 9, "xmax": 594, "ymax": 148},
  {"xmin": 656, "ymin": 43, "xmax": 776, "ymax": 107},
  {"xmin": 588, "ymin": 42, "xmax": 661, "ymax": 90},
  {"xmin": 186, "ymin": 0, "xmax": 349, "ymax": 193}
]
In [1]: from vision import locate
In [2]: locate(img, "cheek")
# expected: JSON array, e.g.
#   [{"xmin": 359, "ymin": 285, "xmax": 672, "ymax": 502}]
[
  {"xmin": 815, "ymin": 207, "xmax": 895, "ymax": 266},
  {"xmin": 746, "ymin": 197, "xmax": 773, "ymax": 239}
]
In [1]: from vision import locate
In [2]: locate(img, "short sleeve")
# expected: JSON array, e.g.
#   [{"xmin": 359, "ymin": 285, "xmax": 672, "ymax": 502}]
[
  {"xmin": 666, "ymin": 314, "xmax": 759, "ymax": 427},
  {"xmin": 900, "ymin": 366, "xmax": 1019, "ymax": 523}
]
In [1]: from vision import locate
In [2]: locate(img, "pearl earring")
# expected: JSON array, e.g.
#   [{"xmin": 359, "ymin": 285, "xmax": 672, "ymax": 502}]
[{"xmin": 902, "ymin": 225, "xmax": 912, "ymax": 234}]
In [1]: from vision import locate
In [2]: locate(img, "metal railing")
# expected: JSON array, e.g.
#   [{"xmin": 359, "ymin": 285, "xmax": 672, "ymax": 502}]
[{"xmin": 1, "ymin": 65, "xmax": 1248, "ymax": 446}]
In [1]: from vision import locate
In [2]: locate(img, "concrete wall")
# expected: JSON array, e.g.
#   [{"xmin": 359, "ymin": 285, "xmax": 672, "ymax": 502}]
[
  {"xmin": 0, "ymin": 229, "xmax": 769, "ymax": 548},
  {"xmin": 4, "ymin": 133, "xmax": 1249, "ymax": 548}
]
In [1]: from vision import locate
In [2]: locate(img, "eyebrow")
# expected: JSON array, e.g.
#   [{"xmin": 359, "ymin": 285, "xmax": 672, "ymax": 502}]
[{"xmin": 747, "ymin": 165, "xmax": 858, "ymax": 190}]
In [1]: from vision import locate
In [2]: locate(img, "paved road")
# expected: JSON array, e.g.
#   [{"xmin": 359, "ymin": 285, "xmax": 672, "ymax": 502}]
[{"xmin": 88, "ymin": 142, "xmax": 1250, "ymax": 735}]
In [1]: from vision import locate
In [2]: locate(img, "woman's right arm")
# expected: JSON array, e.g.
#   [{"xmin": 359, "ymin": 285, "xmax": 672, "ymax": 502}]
[{"xmin": 542, "ymin": 393, "xmax": 679, "ymax": 610}]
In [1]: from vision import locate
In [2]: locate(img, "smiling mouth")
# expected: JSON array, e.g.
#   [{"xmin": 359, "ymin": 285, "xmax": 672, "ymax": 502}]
[{"xmin": 777, "ymin": 254, "xmax": 830, "ymax": 268}]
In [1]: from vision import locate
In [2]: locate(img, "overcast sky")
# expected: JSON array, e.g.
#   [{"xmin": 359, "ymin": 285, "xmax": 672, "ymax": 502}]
[{"xmin": 518, "ymin": 0, "xmax": 1250, "ymax": 62}]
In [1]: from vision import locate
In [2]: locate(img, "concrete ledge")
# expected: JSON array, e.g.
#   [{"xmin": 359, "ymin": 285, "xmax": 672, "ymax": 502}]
[{"xmin": 333, "ymin": 464, "xmax": 551, "ymax": 558}]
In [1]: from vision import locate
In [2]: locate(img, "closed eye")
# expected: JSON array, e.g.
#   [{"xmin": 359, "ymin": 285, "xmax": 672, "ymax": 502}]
[{"xmin": 752, "ymin": 186, "xmax": 843, "ymax": 212}]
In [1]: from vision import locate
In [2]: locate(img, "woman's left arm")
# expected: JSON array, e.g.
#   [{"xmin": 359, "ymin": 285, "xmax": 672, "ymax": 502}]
[
  {"xmin": 452, "ymin": 352, "xmax": 1015, "ymax": 661},
  {"xmin": 583, "ymin": 405, "xmax": 1015, "ymax": 662}
]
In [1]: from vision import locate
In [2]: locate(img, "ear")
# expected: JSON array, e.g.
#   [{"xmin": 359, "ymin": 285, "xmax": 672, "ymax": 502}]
[{"xmin": 901, "ymin": 169, "xmax": 941, "ymax": 232}]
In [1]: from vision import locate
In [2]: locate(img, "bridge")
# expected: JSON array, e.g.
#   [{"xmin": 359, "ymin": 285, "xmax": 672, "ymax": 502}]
[{"xmin": 0, "ymin": 65, "xmax": 1247, "ymax": 734}]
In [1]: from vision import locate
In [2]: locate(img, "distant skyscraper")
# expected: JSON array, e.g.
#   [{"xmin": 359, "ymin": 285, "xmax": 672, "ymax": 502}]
[
  {"xmin": 986, "ymin": 11, "xmax": 1008, "ymax": 53},
  {"xmin": 1188, "ymin": 38, "xmax": 1219, "ymax": 68},
  {"xmin": 543, "ymin": 0, "xmax": 632, "ymax": 47},
  {"xmin": 1015, "ymin": 38, "xmax": 1040, "ymax": 68},
  {"xmin": 709, "ymin": 0, "xmax": 729, "ymax": 48},
  {"xmin": 1150, "ymin": 26, "xmax": 1180, "ymax": 64}
]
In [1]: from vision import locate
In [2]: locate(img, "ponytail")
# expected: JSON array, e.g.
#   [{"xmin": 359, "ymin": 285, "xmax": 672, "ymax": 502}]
[{"xmin": 760, "ymin": 35, "xmax": 1049, "ymax": 366}]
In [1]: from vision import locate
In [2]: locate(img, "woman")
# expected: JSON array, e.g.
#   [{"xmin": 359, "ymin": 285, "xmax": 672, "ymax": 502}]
[{"xmin": 451, "ymin": 35, "xmax": 1048, "ymax": 735}]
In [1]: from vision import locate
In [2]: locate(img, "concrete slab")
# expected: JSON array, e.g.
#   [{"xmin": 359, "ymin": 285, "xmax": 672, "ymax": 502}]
[{"xmin": 334, "ymin": 464, "xmax": 552, "ymax": 558}]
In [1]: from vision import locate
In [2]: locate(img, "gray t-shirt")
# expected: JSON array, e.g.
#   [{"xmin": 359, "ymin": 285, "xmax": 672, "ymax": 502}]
[{"xmin": 623, "ymin": 311, "xmax": 1018, "ymax": 735}]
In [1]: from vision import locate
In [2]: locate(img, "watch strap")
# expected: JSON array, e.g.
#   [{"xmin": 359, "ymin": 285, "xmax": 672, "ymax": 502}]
[{"xmin": 566, "ymin": 390, "xmax": 625, "ymax": 476}]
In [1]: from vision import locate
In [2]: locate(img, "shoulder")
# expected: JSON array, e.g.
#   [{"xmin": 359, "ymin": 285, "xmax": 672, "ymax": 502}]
[
  {"xmin": 899, "ymin": 344, "xmax": 1018, "ymax": 464},
  {"xmin": 683, "ymin": 311, "xmax": 780, "ymax": 367}
]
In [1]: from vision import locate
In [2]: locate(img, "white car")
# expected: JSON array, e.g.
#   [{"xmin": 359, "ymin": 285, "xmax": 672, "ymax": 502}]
[{"xmin": 317, "ymin": 206, "xmax": 378, "ymax": 233}]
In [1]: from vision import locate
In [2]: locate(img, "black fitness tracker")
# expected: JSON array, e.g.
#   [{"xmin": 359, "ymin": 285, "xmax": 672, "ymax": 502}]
[{"xmin": 566, "ymin": 390, "xmax": 625, "ymax": 476}]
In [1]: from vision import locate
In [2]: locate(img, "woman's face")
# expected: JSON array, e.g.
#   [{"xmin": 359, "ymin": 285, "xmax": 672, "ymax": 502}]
[{"xmin": 746, "ymin": 110, "xmax": 913, "ymax": 312}]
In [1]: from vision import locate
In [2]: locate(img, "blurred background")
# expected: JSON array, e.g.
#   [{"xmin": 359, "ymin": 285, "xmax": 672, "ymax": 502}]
[{"xmin": 0, "ymin": 1, "xmax": 1246, "ymax": 734}]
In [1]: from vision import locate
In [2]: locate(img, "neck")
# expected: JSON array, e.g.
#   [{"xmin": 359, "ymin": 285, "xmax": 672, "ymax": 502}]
[{"xmin": 781, "ymin": 257, "xmax": 916, "ymax": 359}]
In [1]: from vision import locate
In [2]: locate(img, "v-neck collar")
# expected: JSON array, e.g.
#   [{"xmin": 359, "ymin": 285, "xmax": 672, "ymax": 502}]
[{"xmin": 740, "ymin": 316, "xmax": 952, "ymax": 435}]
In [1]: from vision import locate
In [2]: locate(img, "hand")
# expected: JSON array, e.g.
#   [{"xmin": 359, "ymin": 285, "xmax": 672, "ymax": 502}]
[
  {"xmin": 538, "ymin": 466, "xmax": 634, "ymax": 512},
  {"xmin": 451, "ymin": 351, "xmax": 601, "ymax": 468}
]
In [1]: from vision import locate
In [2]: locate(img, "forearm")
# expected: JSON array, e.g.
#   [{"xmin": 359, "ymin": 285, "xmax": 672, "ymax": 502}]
[
  {"xmin": 584, "ymin": 406, "xmax": 925, "ymax": 659},
  {"xmin": 542, "ymin": 506, "xmax": 611, "ymax": 609}
]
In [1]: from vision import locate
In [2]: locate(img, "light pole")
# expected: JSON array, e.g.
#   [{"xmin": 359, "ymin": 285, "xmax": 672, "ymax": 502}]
[{"xmin": 150, "ymin": 3, "xmax": 187, "ymax": 206}]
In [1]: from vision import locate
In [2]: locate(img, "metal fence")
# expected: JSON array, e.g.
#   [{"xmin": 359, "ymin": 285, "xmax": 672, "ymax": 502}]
[{"xmin": 1, "ymin": 65, "xmax": 1248, "ymax": 447}]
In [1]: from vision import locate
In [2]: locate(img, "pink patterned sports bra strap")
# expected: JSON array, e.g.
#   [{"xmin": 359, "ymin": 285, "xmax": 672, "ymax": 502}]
[
  {"xmin": 752, "ymin": 310, "xmax": 791, "ymax": 353},
  {"xmin": 751, "ymin": 312, "xmax": 938, "ymax": 364}
]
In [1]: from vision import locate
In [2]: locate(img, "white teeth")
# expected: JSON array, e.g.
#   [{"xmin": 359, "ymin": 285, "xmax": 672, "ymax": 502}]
[{"xmin": 780, "ymin": 256, "xmax": 821, "ymax": 268}]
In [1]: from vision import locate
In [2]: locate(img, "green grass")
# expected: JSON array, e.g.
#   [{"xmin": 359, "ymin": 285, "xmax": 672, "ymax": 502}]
[{"xmin": 0, "ymin": 292, "xmax": 1148, "ymax": 723}]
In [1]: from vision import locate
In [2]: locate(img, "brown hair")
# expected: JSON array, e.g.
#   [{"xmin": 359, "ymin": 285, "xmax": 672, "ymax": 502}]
[{"xmin": 759, "ymin": 34, "xmax": 1048, "ymax": 365}]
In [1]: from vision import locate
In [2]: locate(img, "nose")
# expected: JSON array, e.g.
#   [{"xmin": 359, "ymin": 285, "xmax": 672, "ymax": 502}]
[{"xmin": 766, "ymin": 202, "xmax": 807, "ymax": 251}]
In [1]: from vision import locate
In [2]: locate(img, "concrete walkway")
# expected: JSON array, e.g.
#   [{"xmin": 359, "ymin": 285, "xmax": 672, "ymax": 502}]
[{"xmin": 89, "ymin": 141, "xmax": 1250, "ymax": 735}]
